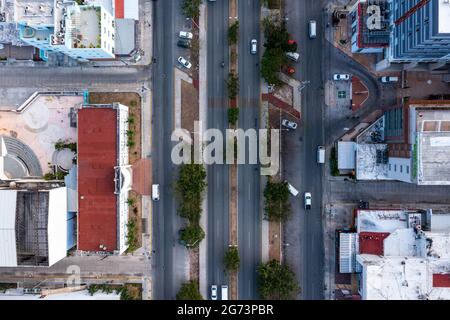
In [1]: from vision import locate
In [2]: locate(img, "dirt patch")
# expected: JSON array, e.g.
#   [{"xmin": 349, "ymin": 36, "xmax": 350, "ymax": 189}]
[
  {"xmin": 189, "ymin": 247, "xmax": 199, "ymax": 281},
  {"xmin": 181, "ymin": 80, "xmax": 199, "ymax": 133},
  {"xmin": 269, "ymin": 221, "xmax": 281, "ymax": 261},
  {"xmin": 88, "ymin": 92, "xmax": 142, "ymax": 164}
]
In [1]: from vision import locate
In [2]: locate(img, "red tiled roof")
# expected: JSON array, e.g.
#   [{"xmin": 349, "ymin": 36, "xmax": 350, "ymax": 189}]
[
  {"xmin": 433, "ymin": 274, "xmax": 450, "ymax": 288},
  {"xmin": 359, "ymin": 232, "xmax": 390, "ymax": 255},
  {"xmin": 115, "ymin": 0, "xmax": 124, "ymax": 18},
  {"xmin": 77, "ymin": 108, "xmax": 118, "ymax": 252}
]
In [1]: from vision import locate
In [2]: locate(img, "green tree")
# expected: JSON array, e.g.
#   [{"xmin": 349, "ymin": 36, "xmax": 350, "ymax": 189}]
[
  {"xmin": 330, "ymin": 146, "xmax": 339, "ymax": 176},
  {"xmin": 179, "ymin": 225, "xmax": 205, "ymax": 248},
  {"xmin": 227, "ymin": 108, "xmax": 239, "ymax": 125},
  {"xmin": 176, "ymin": 281, "xmax": 203, "ymax": 300},
  {"xmin": 227, "ymin": 72, "xmax": 239, "ymax": 99},
  {"xmin": 261, "ymin": 47, "xmax": 286, "ymax": 86},
  {"xmin": 228, "ymin": 21, "xmax": 239, "ymax": 45},
  {"xmin": 264, "ymin": 180, "xmax": 291, "ymax": 222},
  {"xmin": 181, "ymin": 0, "xmax": 202, "ymax": 20},
  {"xmin": 224, "ymin": 247, "xmax": 240, "ymax": 272},
  {"xmin": 176, "ymin": 164, "xmax": 207, "ymax": 202},
  {"xmin": 257, "ymin": 259, "xmax": 299, "ymax": 300}
]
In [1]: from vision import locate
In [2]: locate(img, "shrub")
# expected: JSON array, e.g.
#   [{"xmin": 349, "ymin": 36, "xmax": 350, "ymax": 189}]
[{"xmin": 228, "ymin": 108, "xmax": 239, "ymax": 125}]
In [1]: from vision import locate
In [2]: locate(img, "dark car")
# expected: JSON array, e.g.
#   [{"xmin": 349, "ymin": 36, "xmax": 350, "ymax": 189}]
[{"xmin": 177, "ymin": 39, "xmax": 191, "ymax": 48}]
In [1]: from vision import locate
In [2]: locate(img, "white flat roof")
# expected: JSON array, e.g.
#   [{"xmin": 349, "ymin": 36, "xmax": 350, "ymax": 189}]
[
  {"xmin": 439, "ymin": 0, "xmax": 450, "ymax": 34},
  {"xmin": 357, "ymin": 210, "xmax": 408, "ymax": 233},
  {"xmin": 0, "ymin": 190, "xmax": 18, "ymax": 267},
  {"xmin": 358, "ymin": 254, "xmax": 450, "ymax": 300},
  {"xmin": 338, "ymin": 141, "xmax": 356, "ymax": 170}
]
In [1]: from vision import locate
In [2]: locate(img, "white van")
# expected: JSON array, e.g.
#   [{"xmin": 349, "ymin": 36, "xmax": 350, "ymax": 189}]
[
  {"xmin": 285, "ymin": 181, "xmax": 299, "ymax": 197},
  {"xmin": 317, "ymin": 146, "xmax": 325, "ymax": 164},
  {"xmin": 309, "ymin": 20, "xmax": 317, "ymax": 39},
  {"xmin": 286, "ymin": 52, "xmax": 300, "ymax": 62},
  {"xmin": 152, "ymin": 184, "xmax": 160, "ymax": 201},
  {"xmin": 221, "ymin": 285, "xmax": 228, "ymax": 300}
]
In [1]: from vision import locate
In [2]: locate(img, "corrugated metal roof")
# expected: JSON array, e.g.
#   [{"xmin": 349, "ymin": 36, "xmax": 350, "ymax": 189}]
[
  {"xmin": 339, "ymin": 233, "xmax": 358, "ymax": 273},
  {"xmin": 0, "ymin": 190, "xmax": 18, "ymax": 267}
]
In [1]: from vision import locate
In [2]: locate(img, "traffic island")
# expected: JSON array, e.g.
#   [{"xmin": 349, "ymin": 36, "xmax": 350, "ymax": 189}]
[{"xmin": 228, "ymin": 0, "xmax": 239, "ymax": 300}]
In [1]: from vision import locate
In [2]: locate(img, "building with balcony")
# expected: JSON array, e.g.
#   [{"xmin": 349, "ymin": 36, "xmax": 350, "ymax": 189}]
[
  {"xmin": 18, "ymin": 2, "xmax": 115, "ymax": 61},
  {"xmin": 376, "ymin": 0, "xmax": 450, "ymax": 71}
]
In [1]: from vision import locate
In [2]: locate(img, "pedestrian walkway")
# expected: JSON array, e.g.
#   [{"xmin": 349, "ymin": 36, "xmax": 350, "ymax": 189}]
[{"xmin": 262, "ymin": 93, "xmax": 300, "ymax": 119}]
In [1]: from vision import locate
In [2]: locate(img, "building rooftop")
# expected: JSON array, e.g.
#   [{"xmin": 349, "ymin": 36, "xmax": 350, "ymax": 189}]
[
  {"xmin": 439, "ymin": 0, "xmax": 450, "ymax": 34},
  {"xmin": 414, "ymin": 106, "xmax": 450, "ymax": 185},
  {"xmin": 355, "ymin": 0, "xmax": 390, "ymax": 48},
  {"xmin": 358, "ymin": 254, "xmax": 450, "ymax": 300},
  {"xmin": 77, "ymin": 107, "xmax": 118, "ymax": 252},
  {"xmin": 0, "ymin": 187, "xmax": 67, "ymax": 267},
  {"xmin": 14, "ymin": 0, "xmax": 53, "ymax": 26},
  {"xmin": 356, "ymin": 209, "xmax": 422, "ymax": 234}
]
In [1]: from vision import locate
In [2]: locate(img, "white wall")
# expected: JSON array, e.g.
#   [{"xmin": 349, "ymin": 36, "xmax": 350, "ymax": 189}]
[
  {"xmin": 0, "ymin": 190, "xmax": 18, "ymax": 267},
  {"xmin": 47, "ymin": 187, "xmax": 68, "ymax": 266}
]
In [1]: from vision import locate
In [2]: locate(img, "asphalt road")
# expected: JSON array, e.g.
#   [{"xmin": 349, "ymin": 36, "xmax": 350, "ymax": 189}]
[
  {"xmin": 206, "ymin": 0, "xmax": 230, "ymax": 296},
  {"xmin": 151, "ymin": 0, "xmax": 188, "ymax": 300},
  {"xmin": 237, "ymin": 0, "xmax": 261, "ymax": 300},
  {"xmin": 283, "ymin": 0, "xmax": 325, "ymax": 300}
]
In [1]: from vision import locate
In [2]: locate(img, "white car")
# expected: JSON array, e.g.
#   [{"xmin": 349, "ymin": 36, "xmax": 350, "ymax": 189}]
[
  {"xmin": 177, "ymin": 56, "xmax": 192, "ymax": 69},
  {"xmin": 179, "ymin": 31, "xmax": 193, "ymax": 39},
  {"xmin": 282, "ymin": 119, "xmax": 298, "ymax": 130},
  {"xmin": 251, "ymin": 39, "xmax": 257, "ymax": 54},
  {"xmin": 211, "ymin": 285, "xmax": 218, "ymax": 300},
  {"xmin": 333, "ymin": 74, "xmax": 350, "ymax": 81},
  {"xmin": 304, "ymin": 192, "xmax": 312, "ymax": 210}
]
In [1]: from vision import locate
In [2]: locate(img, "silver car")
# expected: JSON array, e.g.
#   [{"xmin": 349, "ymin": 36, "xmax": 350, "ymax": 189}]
[
  {"xmin": 179, "ymin": 31, "xmax": 193, "ymax": 39},
  {"xmin": 304, "ymin": 192, "xmax": 312, "ymax": 210},
  {"xmin": 333, "ymin": 73, "xmax": 350, "ymax": 81},
  {"xmin": 282, "ymin": 119, "xmax": 298, "ymax": 130},
  {"xmin": 177, "ymin": 56, "xmax": 192, "ymax": 69},
  {"xmin": 211, "ymin": 285, "xmax": 218, "ymax": 300}
]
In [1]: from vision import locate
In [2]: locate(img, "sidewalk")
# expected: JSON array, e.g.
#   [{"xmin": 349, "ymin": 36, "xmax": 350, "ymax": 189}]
[
  {"xmin": 198, "ymin": 2, "xmax": 208, "ymax": 299},
  {"xmin": 262, "ymin": 93, "xmax": 300, "ymax": 119}
]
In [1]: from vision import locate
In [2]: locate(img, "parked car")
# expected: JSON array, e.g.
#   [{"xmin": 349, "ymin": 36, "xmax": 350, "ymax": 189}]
[
  {"xmin": 251, "ymin": 39, "xmax": 258, "ymax": 54},
  {"xmin": 285, "ymin": 181, "xmax": 299, "ymax": 197},
  {"xmin": 177, "ymin": 39, "xmax": 191, "ymax": 48},
  {"xmin": 333, "ymin": 73, "xmax": 350, "ymax": 81},
  {"xmin": 282, "ymin": 119, "xmax": 298, "ymax": 130},
  {"xmin": 211, "ymin": 285, "xmax": 218, "ymax": 300},
  {"xmin": 177, "ymin": 56, "xmax": 192, "ymax": 69},
  {"xmin": 286, "ymin": 52, "xmax": 300, "ymax": 62},
  {"xmin": 221, "ymin": 285, "xmax": 228, "ymax": 300},
  {"xmin": 179, "ymin": 31, "xmax": 193, "ymax": 39},
  {"xmin": 380, "ymin": 76, "xmax": 399, "ymax": 83},
  {"xmin": 304, "ymin": 192, "xmax": 312, "ymax": 210}
]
